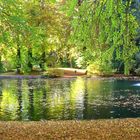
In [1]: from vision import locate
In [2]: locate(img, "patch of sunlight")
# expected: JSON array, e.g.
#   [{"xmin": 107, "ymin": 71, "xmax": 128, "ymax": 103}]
[
  {"xmin": 70, "ymin": 77, "xmax": 85, "ymax": 100},
  {"xmin": 133, "ymin": 83, "xmax": 140, "ymax": 86}
]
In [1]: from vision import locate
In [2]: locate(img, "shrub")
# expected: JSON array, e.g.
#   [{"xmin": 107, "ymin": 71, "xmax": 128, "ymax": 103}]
[
  {"xmin": 43, "ymin": 68, "xmax": 64, "ymax": 78},
  {"xmin": 135, "ymin": 68, "xmax": 140, "ymax": 75},
  {"xmin": 87, "ymin": 60, "xmax": 114, "ymax": 76}
]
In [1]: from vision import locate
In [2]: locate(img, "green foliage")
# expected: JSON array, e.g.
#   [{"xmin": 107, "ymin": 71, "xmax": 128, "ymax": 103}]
[
  {"xmin": 87, "ymin": 59, "xmax": 114, "ymax": 76},
  {"xmin": 68, "ymin": 0, "xmax": 139, "ymax": 75},
  {"xmin": 135, "ymin": 68, "xmax": 140, "ymax": 75},
  {"xmin": 0, "ymin": 0, "xmax": 71, "ymax": 73},
  {"xmin": 0, "ymin": 0, "xmax": 139, "ymax": 75}
]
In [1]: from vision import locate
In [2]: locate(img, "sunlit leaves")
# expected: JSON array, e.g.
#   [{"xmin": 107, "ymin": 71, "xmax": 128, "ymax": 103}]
[{"xmin": 68, "ymin": 0, "xmax": 139, "ymax": 74}]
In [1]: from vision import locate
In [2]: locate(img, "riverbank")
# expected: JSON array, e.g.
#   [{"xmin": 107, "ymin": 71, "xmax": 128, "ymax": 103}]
[
  {"xmin": 0, "ymin": 68, "xmax": 140, "ymax": 80},
  {"xmin": 0, "ymin": 118, "xmax": 139, "ymax": 140},
  {"xmin": 0, "ymin": 68, "xmax": 87, "ymax": 79},
  {"xmin": 0, "ymin": 73, "xmax": 140, "ymax": 80}
]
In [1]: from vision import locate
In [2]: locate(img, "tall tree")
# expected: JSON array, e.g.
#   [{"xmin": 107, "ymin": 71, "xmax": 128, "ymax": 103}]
[{"xmin": 67, "ymin": 0, "xmax": 138, "ymax": 74}]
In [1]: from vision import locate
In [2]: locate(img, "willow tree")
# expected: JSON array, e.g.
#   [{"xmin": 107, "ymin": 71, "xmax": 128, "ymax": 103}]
[{"xmin": 67, "ymin": 0, "xmax": 138, "ymax": 75}]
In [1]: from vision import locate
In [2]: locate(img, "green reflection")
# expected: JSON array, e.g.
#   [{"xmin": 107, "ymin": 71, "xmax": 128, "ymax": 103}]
[
  {"xmin": 85, "ymin": 79, "xmax": 115, "ymax": 119},
  {"xmin": 0, "ymin": 87, "xmax": 18, "ymax": 120},
  {"xmin": 0, "ymin": 78, "xmax": 139, "ymax": 120}
]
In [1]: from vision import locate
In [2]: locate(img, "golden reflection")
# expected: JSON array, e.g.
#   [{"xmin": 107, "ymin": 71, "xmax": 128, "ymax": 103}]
[{"xmin": 0, "ymin": 89, "xmax": 18, "ymax": 120}]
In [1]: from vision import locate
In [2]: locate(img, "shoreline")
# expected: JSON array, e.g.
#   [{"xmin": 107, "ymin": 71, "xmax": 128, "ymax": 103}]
[
  {"xmin": 0, "ymin": 74, "xmax": 140, "ymax": 80},
  {"xmin": 0, "ymin": 68, "xmax": 140, "ymax": 80},
  {"xmin": 0, "ymin": 75, "xmax": 44, "ymax": 79},
  {"xmin": 0, "ymin": 118, "xmax": 139, "ymax": 140}
]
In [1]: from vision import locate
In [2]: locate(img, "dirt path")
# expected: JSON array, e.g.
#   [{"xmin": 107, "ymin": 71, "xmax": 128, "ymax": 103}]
[
  {"xmin": 0, "ymin": 119, "xmax": 139, "ymax": 140},
  {"xmin": 57, "ymin": 68, "xmax": 87, "ymax": 78}
]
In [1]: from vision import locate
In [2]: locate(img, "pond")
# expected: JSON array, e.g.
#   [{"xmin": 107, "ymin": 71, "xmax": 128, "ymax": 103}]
[{"xmin": 0, "ymin": 77, "xmax": 140, "ymax": 121}]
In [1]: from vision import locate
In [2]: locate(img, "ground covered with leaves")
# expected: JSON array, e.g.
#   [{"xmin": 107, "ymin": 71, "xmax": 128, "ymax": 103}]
[{"xmin": 0, "ymin": 119, "xmax": 139, "ymax": 140}]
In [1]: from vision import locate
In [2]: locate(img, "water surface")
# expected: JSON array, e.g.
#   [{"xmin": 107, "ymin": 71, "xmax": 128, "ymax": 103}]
[{"xmin": 0, "ymin": 78, "xmax": 140, "ymax": 120}]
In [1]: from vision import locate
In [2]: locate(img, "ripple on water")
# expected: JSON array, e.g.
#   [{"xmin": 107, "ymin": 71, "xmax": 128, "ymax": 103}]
[{"xmin": 0, "ymin": 78, "xmax": 140, "ymax": 120}]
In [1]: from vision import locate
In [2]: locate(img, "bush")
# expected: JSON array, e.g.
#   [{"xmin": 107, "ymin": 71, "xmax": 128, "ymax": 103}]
[
  {"xmin": 87, "ymin": 60, "xmax": 114, "ymax": 76},
  {"xmin": 0, "ymin": 62, "xmax": 4, "ymax": 72},
  {"xmin": 135, "ymin": 68, "xmax": 140, "ymax": 75},
  {"xmin": 43, "ymin": 68, "xmax": 64, "ymax": 78}
]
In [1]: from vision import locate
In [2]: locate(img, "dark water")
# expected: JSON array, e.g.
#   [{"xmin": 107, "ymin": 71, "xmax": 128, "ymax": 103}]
[{"xmin": 0, "ymin": 78, "xmax": 140, "ymax": 121}]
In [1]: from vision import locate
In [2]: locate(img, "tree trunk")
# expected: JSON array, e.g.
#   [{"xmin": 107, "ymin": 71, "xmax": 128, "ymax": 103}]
[
  {"xmin": 28, "ymin": 47, "xmax": 33, "ymax": 71},
  {"xmin": 124, "ymin": 60, "xmax": 130, "ymax": 75},
  {"xmin": 40, "ymin": 49, "xmax": 46, "ymax": 71},
  {"xmin": 39, "ymin": 0, "xmax": 46, "ymax": 71},
  {"xmin": 16, "ymin": 46, "xmax": 21, "ymax": 74},
  {"xmin": 0, "ymin": 56, "xmax": 3, "ymax": 72}
]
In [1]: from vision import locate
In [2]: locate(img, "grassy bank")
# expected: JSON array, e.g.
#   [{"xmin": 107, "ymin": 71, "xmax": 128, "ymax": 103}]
[{"xmin": 0, "ymin": 118, "xmax": 139, "ymax": 140}]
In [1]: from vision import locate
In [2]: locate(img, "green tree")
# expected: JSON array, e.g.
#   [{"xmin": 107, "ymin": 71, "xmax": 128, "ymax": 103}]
[{"xmin": 67, "ymin": 0, "xmax": 138, "ymax": 75}]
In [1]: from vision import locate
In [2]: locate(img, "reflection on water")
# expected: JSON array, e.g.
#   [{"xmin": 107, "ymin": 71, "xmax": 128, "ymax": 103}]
[
  {"xmin": 133, "ymin": 83, "xmax": 140, "ymax": 86},
  {"xmin": 0, "ymin": 78, "xmax": 140, "ymax": 121}
]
